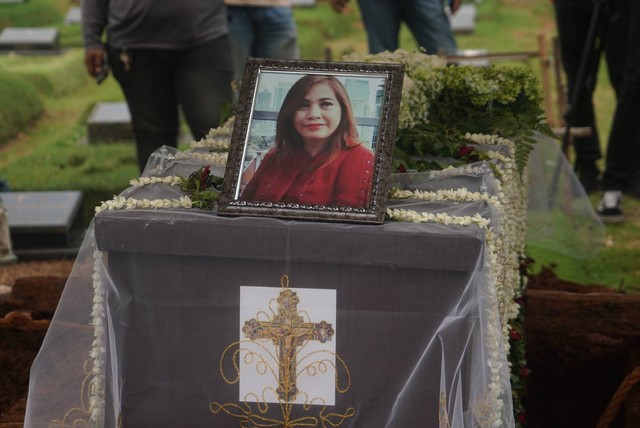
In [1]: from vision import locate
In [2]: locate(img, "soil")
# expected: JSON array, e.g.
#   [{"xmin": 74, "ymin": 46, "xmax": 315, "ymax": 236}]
[
  {"xmin": 0, "ymin": 260, "xmax": 73, "ymax": 426},
  {"xmin": 1, "ymin": 260, "xmax": 639, "ymax": 427}
]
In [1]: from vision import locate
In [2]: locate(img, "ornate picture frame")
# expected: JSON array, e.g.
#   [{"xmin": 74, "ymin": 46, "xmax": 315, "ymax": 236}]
[{"xmin": 218, "ymin": 58, "xmax": 404, "ymax": 224}]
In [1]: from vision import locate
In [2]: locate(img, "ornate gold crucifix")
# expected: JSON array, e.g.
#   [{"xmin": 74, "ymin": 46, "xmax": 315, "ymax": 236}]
[{"xmin": 242, "ymin": 276, "xmax": 334, "ymax": 401}]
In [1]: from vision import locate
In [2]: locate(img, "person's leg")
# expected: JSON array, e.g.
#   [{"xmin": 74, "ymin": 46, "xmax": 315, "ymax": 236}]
[
  {"xmin": 108, "ymin": 47, "xmax": 180, "ymax": 173},
  {"xmin": 175, "ymin": 36, "xmax": 233, "ymax": 142},
  {"xmin": 402, "ymin": 0, "xmax": 456, "ymax": 55},
  {"xmin": 602, "ymin": 1, "xmax": 640, "ymax": 193},
  {"xmin": 554, "ymin": 0, "xmax": 602, "ymax": 192},
  {"xmin": 227, "ymin": 7, "xmax": 254, "ymax": 87},
  {"xmin": 603, "ymin": 0, "xmax": 630, "ymax": 96},
  {"xmin": 598, "ymin": 1, "xmax": 640, "ymax": 221},
  {"xmin": 251, "ymin": 7, "xmax": 300, "ymax": 60},
  {"xmin": 357, "ymin": 0, "xmax": 401, "ymax": 53}
]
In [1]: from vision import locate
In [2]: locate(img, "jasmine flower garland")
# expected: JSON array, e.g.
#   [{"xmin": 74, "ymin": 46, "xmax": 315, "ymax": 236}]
[
  {"xmin": 95, "ymin": 195, "xmax": 193, "ymax": 213},
  {"xmin": 129, "ymin": 176, "xmax": 183, "ymax": 187},
  {"xmin": 89, "ymin": 248, "xmax": 106, "ymax": 426},
  {"xmin": 190, "ymin": 116, "xmax": 234, "ymax": 150},
  {"xmin": 174, "ymin": 151, "xmax": 228, "ymax": 164}
]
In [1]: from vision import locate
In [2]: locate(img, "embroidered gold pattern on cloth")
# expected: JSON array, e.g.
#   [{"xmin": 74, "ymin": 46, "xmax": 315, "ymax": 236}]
[
  {"xmin": 48, "ymin": 358, "xmax": 93, "ymax": 427},
  {"xmin": 211, "ymin": 275, "xmax": 355, "ymax": 427}
]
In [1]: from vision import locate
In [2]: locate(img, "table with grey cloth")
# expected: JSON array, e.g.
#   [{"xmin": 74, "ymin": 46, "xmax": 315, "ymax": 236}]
[{"xmin": 92, "ymin": 203, "xmax": 495, "ymax": 427}]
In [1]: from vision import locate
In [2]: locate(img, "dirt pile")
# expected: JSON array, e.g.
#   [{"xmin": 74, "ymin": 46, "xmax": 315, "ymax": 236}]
[
  {"xmin": 525, "ymin": 267, "xmax": 640, "ymax": 428},
  {"xmin": 0, "ymin": 276, "xmax": 67, "ymax": 424}
]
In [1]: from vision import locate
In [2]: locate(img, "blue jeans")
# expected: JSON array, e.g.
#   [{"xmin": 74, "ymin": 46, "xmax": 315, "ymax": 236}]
[
  {"xmin": 227, "ymin": 6, "xmax": 300, "ymax": 85},
  {"xmin": 603, "ymin": 0, "xmax": 640, "ymax": 192},
  {"xmin": 109, "ymin": 37, "xmax": 233, "ymax": 172},
  {"xmin": 357, "ymin": 0, "xmax": 456, "ymax": 55}
]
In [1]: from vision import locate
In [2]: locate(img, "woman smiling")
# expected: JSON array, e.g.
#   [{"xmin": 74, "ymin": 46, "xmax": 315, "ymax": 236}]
[{"xmin": 240, "ymin": 75, "xmax": 375, "ymax": 208}]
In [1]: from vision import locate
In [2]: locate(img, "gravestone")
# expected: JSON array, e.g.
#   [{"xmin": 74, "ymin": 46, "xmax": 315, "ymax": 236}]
[
  {"xmin": 0, "ymin": 197, "xmax": 16, "ymax": 264},
  {"xmin": 86, "ymin": 101, "xmax": 134, "ymax": 144},
  {"xmin": 2, "ymin": 191, "xmax": 85, "ymax": 259},
  {"xmin": 0, "ymin": 28, "xmax": 60, "ymax": 53},
  {"xmin": 453, "ymin": 48, "xmax": 490, "ymax": 67},
  {"xmin": 64, "ymin": 6, "xmax": 81, "ymax": 25},
  {"xmin": 290, "ymin": 0, "xmax": 316, "ymax": 6},
  {"xmin": 449, "ymin": 4, "xmax": 477, "ymax": 34}
]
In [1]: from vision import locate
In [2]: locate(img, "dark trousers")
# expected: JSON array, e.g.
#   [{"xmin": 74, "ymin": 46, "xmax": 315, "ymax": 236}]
[
  {"xmin": 109, "ymin": 36, "xmax": 233, "ymax": 173},
  {"xmin": 554, "ymin": 0, "xmax": 629, "ymax": 171},
  {"xmin": 602, "ymin": 0, "xmax": 640, "ymax": 192}
]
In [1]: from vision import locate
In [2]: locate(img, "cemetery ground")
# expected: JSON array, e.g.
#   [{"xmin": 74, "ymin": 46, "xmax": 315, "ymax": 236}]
[{"xmin": 2, "ymin": 0, "xmax": 640, "ymax": 426}]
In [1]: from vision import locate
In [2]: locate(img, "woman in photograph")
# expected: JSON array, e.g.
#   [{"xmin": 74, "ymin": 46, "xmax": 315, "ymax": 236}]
[{"xmin": 241, "ymin": 74, "xmax": 375, "ymax": 208}]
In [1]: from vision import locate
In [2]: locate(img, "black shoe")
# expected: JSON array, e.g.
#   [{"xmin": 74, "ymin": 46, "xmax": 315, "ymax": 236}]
[{"xmin": 597, "ymin": 191, "xmax": 623, "ymax": 223}]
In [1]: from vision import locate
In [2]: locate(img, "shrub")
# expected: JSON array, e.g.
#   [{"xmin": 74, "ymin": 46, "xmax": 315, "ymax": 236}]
[
  {"xmin": 0, "ymin": 72, "xmax": 44, "ymax": 144},
  {"xmin": 1, "ymin": 49, "xmax": 90, "ymax": 97}
]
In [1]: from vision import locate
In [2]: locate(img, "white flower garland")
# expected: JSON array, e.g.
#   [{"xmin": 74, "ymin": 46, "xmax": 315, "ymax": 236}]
[
  {"xmin": 174, "ymin": 151, "xmax": 228, "ymax": 165},
  {"xmin": 190, "ymin": 116, "xmax": 234, "ymax": 150},
  {"xmin": 390, "ymin": 187, "xmax": 504, "ymax": 209},
  {"xmin": 95, "ymin": 195, "xmax": 193, "ymax": 213},
  {"xmin": 89, "ymin": 248, "xmax": 106, "ymax": 426},
  {"xmin": 129, "ymin": 176, "xmax": 182, "ymax": 188},
  {"xmin": 189, "ymin": 136, "xmax": 231, "ymax": 151}
]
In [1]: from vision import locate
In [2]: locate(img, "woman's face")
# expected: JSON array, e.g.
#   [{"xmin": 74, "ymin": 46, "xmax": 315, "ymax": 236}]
[{"xmin": 293, "ymin": 82, "xmax": 342, "ymax": 146}]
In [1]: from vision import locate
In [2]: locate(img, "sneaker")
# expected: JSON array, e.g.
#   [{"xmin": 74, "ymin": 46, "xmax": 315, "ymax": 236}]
[{"xmin": 597, "ymin": 191, "xmax": 623, "ymax": 223}]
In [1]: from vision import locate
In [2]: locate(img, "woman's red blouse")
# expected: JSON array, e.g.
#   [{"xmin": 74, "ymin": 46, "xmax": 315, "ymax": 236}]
[{"xmin": 241, "ymin": 144, "xmax": 375, "ymax": 208}]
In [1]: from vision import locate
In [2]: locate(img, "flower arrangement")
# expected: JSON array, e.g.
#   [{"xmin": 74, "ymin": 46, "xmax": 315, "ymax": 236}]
[
  {"xmin": 178, "ymin": 165, "xmax": 223, "ymax": 209},
  {"xmin": 343, "ymin": 49, "xmax": 555, "ymax": 177}
]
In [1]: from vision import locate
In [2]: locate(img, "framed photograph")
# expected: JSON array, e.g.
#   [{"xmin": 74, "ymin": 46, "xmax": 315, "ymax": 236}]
[{"xmin": 217, "ymin": 58, "xmax": 404, "ymax": 224}]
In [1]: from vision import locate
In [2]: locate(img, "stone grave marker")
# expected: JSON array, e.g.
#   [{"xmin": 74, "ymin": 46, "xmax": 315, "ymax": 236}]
[
  {"xmin": 64, "ymin": 6, "xmax": 82, "ymax": 25},
  {"xmin": 2, "ymin": 191, "xmax": 85, "ymax": 259},
  {"xmin": 449, "ymin": 3, "xmax": 477, "ymax": 34},
  {"xmin": 290, "ymin": 0, "xmax": 316, "ymax": 6},
  {"xmin": 453, "ymin": 48, "xmax": 490, "ymax": 67},
  {"xmin": 0, "ymin": 197, "xmax": 16, "ymax": 264},
  {"xmin": 86, "ymin": 101, "xmax": 134, "ymax": 144},
  {"xmin": 0, "ymin": 27, "xmax": 60, "ymax": 53}
]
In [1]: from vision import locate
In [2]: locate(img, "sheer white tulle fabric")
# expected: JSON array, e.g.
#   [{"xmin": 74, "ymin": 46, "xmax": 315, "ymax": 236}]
[{"xmin": 22, "ymin": 135, "xmax": 604, "ymax": 428}]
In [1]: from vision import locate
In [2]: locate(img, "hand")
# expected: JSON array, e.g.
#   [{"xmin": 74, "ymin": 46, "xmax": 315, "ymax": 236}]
[
  {"xmin": 450, "ymin": 0, "xmax": 462, "ymax": 14},
  {"xmin": 330, "ymin": 0, "xmax": 349, "ymax": 13},
  {"xmin": 84, "ymin": 47, "xmax": 106, "ymax": 78}
]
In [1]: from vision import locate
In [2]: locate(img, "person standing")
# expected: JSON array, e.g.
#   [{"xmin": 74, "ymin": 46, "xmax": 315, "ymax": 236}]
[
  {"xmin": 82, "ymin": 0, "xmax": 233, "ymax": 173},
  {"xmin": 597, "ymin": 0, "xmax": 640, "ymax": 222},
  {"xmin": 553, "ymin": 0, "xmax": 629, "ymax": 193},
  {"xmin": 330, "ymin": 0, "xmax": 459, "ymax": 55},
  {"xmin": 226, "ymin": 0, "xmax": 300, "ymax": 87}
]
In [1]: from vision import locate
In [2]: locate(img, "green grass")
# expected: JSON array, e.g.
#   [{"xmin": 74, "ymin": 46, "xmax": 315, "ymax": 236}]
[
  {"xmin": 0, "ymin": 0, "xmax": 637, "ymax": 290},
  {"xmin": 527, "ymin": 196, "xmax": 640, "ymax": 293}
]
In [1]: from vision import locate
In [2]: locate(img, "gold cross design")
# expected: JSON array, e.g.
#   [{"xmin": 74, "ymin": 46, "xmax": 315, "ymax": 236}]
[{"xmin": 242, "ymin": 278, "xmax": 334, "ymax": 401}]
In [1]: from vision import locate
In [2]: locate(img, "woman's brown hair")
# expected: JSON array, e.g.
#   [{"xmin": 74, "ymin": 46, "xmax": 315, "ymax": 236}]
[{"xmin": 273, "ymin": 75, "xmax": 361, "ymax": 168}]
